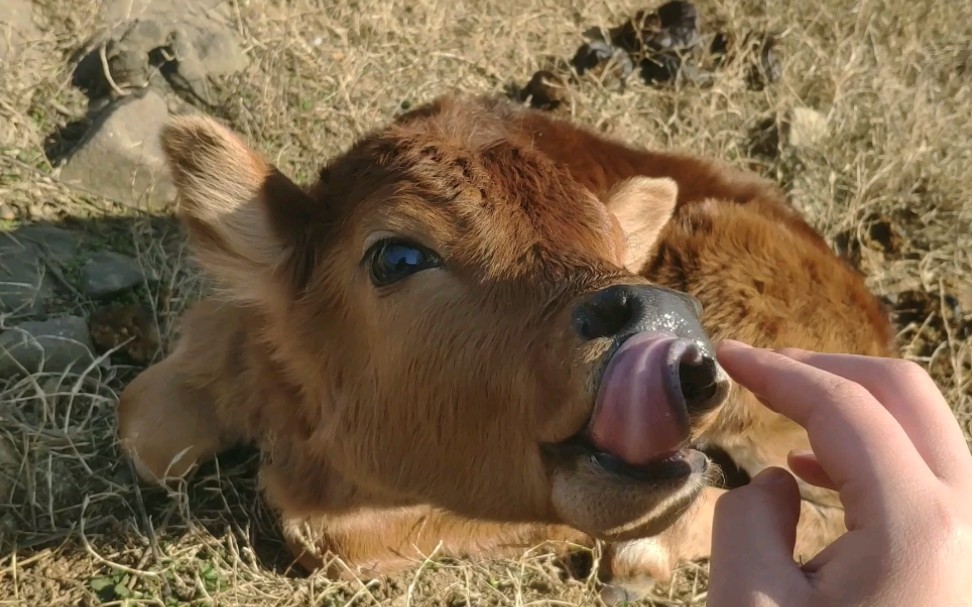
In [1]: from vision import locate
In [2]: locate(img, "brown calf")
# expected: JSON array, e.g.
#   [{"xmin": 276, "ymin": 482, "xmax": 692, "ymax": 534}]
[{"xmin": 116, "ymin": 94, "xmax": 895, "ymax": 599}]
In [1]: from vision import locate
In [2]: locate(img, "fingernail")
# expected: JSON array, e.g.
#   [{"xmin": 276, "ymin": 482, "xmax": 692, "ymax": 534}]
[{"xmin": 788, "ymin": 449, "xmax": 814, "ymax": 459}]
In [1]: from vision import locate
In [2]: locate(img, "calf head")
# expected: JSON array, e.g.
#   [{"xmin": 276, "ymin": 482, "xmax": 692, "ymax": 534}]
[{"xmin": 158, "ymin": 99, "xmax": 731, "ymax": 542}]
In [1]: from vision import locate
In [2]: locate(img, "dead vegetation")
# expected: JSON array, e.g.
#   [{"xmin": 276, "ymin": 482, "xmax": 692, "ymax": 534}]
[{"xmin": 0, "ymin": 0, "xmax": 970, "ymax": 605}]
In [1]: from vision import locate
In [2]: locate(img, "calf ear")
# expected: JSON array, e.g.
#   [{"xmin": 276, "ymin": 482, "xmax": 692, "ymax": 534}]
[
  {"xmin": 604, "ymin": 176, "xmax": 678, "ymax": 273},
  {"xmin": 160, "ymin": 116, "xmax": 316, "ymax": 305}
]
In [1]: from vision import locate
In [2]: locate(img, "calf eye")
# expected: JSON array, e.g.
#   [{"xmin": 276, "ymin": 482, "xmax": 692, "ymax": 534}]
[{"xmin": 367, "ymin": 239, "xmax": 442, "ymax": 286}]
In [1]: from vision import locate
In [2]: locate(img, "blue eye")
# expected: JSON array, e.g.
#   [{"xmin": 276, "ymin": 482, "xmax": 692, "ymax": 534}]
[{"xmin": 368, "ymin": 239, "xmax": 441, "ymax": 286}]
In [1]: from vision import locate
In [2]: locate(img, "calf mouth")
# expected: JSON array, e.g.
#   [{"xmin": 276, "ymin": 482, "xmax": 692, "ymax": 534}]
[{"xmin": 546, "ymin": 331, "xmax": 730, "ymax": 486}]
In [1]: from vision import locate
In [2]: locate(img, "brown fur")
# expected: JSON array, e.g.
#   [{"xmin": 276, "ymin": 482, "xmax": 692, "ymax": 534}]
[{"xmin": 116, "ymin": 94, "xmax": 895, "ymax": 599}]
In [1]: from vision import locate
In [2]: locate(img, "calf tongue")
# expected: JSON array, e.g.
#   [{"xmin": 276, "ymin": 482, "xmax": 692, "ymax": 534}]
[{"xmin": 589, "ymin": 332, "xmax": 693, "ymax": 467}]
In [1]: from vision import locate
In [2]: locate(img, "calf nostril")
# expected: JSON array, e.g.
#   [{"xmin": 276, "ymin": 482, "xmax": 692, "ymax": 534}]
[
  {"xmin": 678, "ymin": 355, "xmax": 721, "ymax": 411},
  {"xmin": 575, "ymin": 287, "xmax": 637, "ymax": 340}
]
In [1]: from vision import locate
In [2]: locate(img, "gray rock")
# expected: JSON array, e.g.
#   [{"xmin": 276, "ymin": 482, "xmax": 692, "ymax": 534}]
[
  {"xmin": 0, "ymin": 227, "xmax": 76, "ymax": 318},
  {"xmin": 58, "ymin": 91, "xmax": 175, "ymax": 210},
  {"xmin": 0, "ymin": 247, "xmax": 53, "ymax": 317},
  {"xmin": 0, "ymin": 316, "xmax": 95, "ymax": 378},
  {"xmin": 98, "ymin": 0, "xmax": 230, "ymax": 28},
  {"xmin": 90, "ymin": 2, "xmax": 248, "ymax": 105},
  {"xmin": 165, "ymin": 23, "xmax": 248, "ymax": 104},
  {"xmin": 8, "ymin": 226, "xmax": 79, "ymax": 264},
  {"xmin": 82, "ymin": 252, "xmax": 146, "ymax": 298},
  {"xmin": 105, "ymin": 19, "xmax": 172, "ymax": 90},
  {"xmin": 0, "ymin": 0, "xmax": 41, "ymax": 62}
]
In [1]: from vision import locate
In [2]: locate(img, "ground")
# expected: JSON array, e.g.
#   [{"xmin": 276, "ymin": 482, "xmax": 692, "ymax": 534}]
[{"xmin": 0, "ymin": 0, "xmax": 970, "ymax": 605}]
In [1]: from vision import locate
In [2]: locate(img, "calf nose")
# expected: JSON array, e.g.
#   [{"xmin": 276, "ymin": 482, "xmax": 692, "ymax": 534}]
[{"xmin": 573, "ymin": 284, "xmax": 638, "ymax": 341}]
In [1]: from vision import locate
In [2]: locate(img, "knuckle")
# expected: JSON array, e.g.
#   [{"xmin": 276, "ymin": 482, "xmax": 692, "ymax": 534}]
[
  {"xmin": 888, "ymin": 358, "xmax": 932, "ymax": 386},
  {"xmin": 929, "ymin": 498, "xmax": 968, "ymax": 543},
  {"xmin": 819, "ymin": 374, "xmax": 871, "ymax": 404},
  {"xmin": 906, "ymin": 491, "xmax": 970, "ymax": 554},
  {"xmin": 776, "ymin": 346, "xmax": 807, "ymax": 359}
]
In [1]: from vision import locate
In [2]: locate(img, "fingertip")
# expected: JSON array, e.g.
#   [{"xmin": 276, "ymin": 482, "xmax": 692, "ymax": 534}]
[
  {"xmin": 717, "ymin": 467, "xmax": 799, "ymax": 517},
  {"xmin": 715, "ymin": 340, "xmax": 757, "ymax": 372},
  {"xmin": 718, "ymin": 339, "xmax": 753, "ymax": 350},
  {"xmin": 752, "ymin": 466, "xmax": 796, "ymax": 488}
]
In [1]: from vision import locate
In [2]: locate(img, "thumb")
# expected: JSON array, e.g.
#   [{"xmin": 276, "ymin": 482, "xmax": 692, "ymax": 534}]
[{"xmin": 708, "ymin": 467, "xmax": 807, "ymax": 606}]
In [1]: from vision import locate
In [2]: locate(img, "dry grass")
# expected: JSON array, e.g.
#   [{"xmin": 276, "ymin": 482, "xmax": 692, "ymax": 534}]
[{"xmin": 1, "ymin": 0, "xmax": 970, "ymax": 605}]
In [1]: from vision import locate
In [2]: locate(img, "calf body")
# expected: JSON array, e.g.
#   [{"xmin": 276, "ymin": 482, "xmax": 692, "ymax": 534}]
[{"xmin": 117, "ymin": 95, "xmax": 894, "ymax": 597}]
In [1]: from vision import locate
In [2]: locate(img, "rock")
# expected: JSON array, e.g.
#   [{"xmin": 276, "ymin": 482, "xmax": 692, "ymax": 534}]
[
  {"xmin": 82, "ymin": 252, "xmax": 147, "ymax": 298},
  {"xmin": 0, "ymin": 316, "xmax": 95, "ymax": 378},
  {"xmin": 163, "ymin": 23, "xmax": 248, "ymax": 105},
  {"xmin": 522, "ymin": 70, "xmax": 570, "ymax": 110},
  {"xmin": 104, "ymin": 19, "xmax": 172, "ymax": 90},
  {"xmin": 571, "ymin": 41, "xmax": 635, "ymax": 84},
  {"xmin": 11, "ymin": 226, "xmax": 78, "ymax": 264},
  {"xmin": 749, "ymin": 33, "xmax": 783, "ymax": 89},
  {"xmin": 609, "ymin": 1, "xmax": 700, "ymax": 56},
  {"xmin": 0, "ymin": 204, "xmax": 16, "ymax": 221},
  {"xmin": 710, "ymin": 30, "xmax": 783, "ymax": 90},
  {"xmin": 76, "ymin": 1, "xmax": 249, "ymax": 106},
  {"xmin": 0, "ymin": 227, "xmax": 77, "ymax": 317},
  {"xmin": 0, "ymin": 0, "xmax": 41, "ymax": 63},
  {"xmin": 90, "ymin": 304, "xmax": 160, "ymax": 363},
  {"xmin": 0, "ymin": 247, "xmax": 53, "ymax": 317},
  {"xmin": 603, "ymin": 1, "xmax": 703, "ymax": 85},
  {"xmin": 98, "ymin": 0, "xmax": 230, "ymax": 28},
  {"xmin": 58, "ymin": 91, "xmax": 175, "ymax": 210},
  {"xmin": 786, "ymin": 107, "xmax": 828, "ymax": 148}
]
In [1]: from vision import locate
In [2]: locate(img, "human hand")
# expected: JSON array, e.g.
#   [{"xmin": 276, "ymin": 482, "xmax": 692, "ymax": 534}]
[{"xmin": 707, "ymin": 340, "xmax": 972, "ymax": 607}]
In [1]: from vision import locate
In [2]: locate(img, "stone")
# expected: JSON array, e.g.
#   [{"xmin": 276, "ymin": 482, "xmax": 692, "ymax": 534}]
[
  {"xmin": 0, "ymin": 247, "xmax": 53, "ymax": 317},
  {"xmin": 787, "ymin": 107, "xmax": 829, "ymax": 148},
  {"xmin": 164, "ymin": 23, "xmax": 248, "ymax": 104},
  {"xmin": 10, "ymin": 226, "xmax": 79, "ymax": 264},
  {"xmin": 105, "ymin": 19, "xmax": 172, "ymax": 90},
  {"xmin": 522, "ymin": 70, "xmax": 570, "ymax": 110},
  {"xmin": 0, "ymin": 227, "xmax": 77, "ymax": 318},
  {"xmin": 571, "ymin": 41, "xmax": 635, "ymax": 83},
  {"xmin": 0, "ymin": 316, "xmax": 95, "ymax": 378},
  {"xmin": 76, "ymin": 0, "xmax": 249, "ymax": 106},
  {"xmin": 0, "ymin": 0, "xmax": 41, "ymax": 63},
  {"xmin": 89, "ymin": 304, "xmax": 160, "ymax": 363},
  {"xmin": 81, "ymin": 252, "xmax": 146, "ymax": 298},
  {"xmin": 98, "ymin": 0, "xmax": 230, "ymax": 28},
  {"xmin": 58, "ymin": 90, "xmax": 175, "ymax": 210}
]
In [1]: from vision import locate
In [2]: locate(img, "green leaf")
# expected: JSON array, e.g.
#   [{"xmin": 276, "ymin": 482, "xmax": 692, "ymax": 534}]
[
  {"xmin": 89, "ymin": 576, "xmax": 114, "ymax": 592},
  {"xmin": 113, "ymin": 583, "xmax": 132, "ymax": 598}
]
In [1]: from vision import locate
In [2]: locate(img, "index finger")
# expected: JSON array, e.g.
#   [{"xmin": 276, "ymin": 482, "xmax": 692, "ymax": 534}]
[
  {"xmin": 777, "ymin": 349, "xmax": 972, "ymax": 485},
  {"xmin": 716, "ymin": 340, "xmax": 932, "ymax": 527}
]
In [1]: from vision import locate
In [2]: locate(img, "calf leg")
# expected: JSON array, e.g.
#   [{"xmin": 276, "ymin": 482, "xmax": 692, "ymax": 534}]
[
  {"xmin": 265, "ymin": 482, "xmax": 589, "ymax": 579},
  {"xmin": 117, "ymin": 355, "xmax": 239, "ymax": 484},
  {"xmin": 599, "ymin": 483, "xmax": 844, "ymax": 603}
]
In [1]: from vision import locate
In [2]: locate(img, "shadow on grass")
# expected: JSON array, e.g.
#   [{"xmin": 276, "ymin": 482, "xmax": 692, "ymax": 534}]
[{"xmin": 0, "ymin": 214, "xmax": 310, "ymax": 604}]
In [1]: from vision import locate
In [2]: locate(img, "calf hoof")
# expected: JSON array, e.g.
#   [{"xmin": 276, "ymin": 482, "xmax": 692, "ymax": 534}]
[{"xmin": 599, "ymin": 577, "xmax": 657, "ymax": 606}]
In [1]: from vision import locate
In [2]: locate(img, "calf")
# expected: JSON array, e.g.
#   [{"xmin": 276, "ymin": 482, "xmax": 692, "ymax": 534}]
[{"xmin": 117, "ymin": 95, "xmax": 895, "ymax": 599}]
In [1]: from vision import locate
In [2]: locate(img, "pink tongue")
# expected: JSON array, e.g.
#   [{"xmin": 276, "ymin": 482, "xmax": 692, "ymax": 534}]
[{"xmin": 589, "ymin": 332, "xmax": 690, "ymax": 467}]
